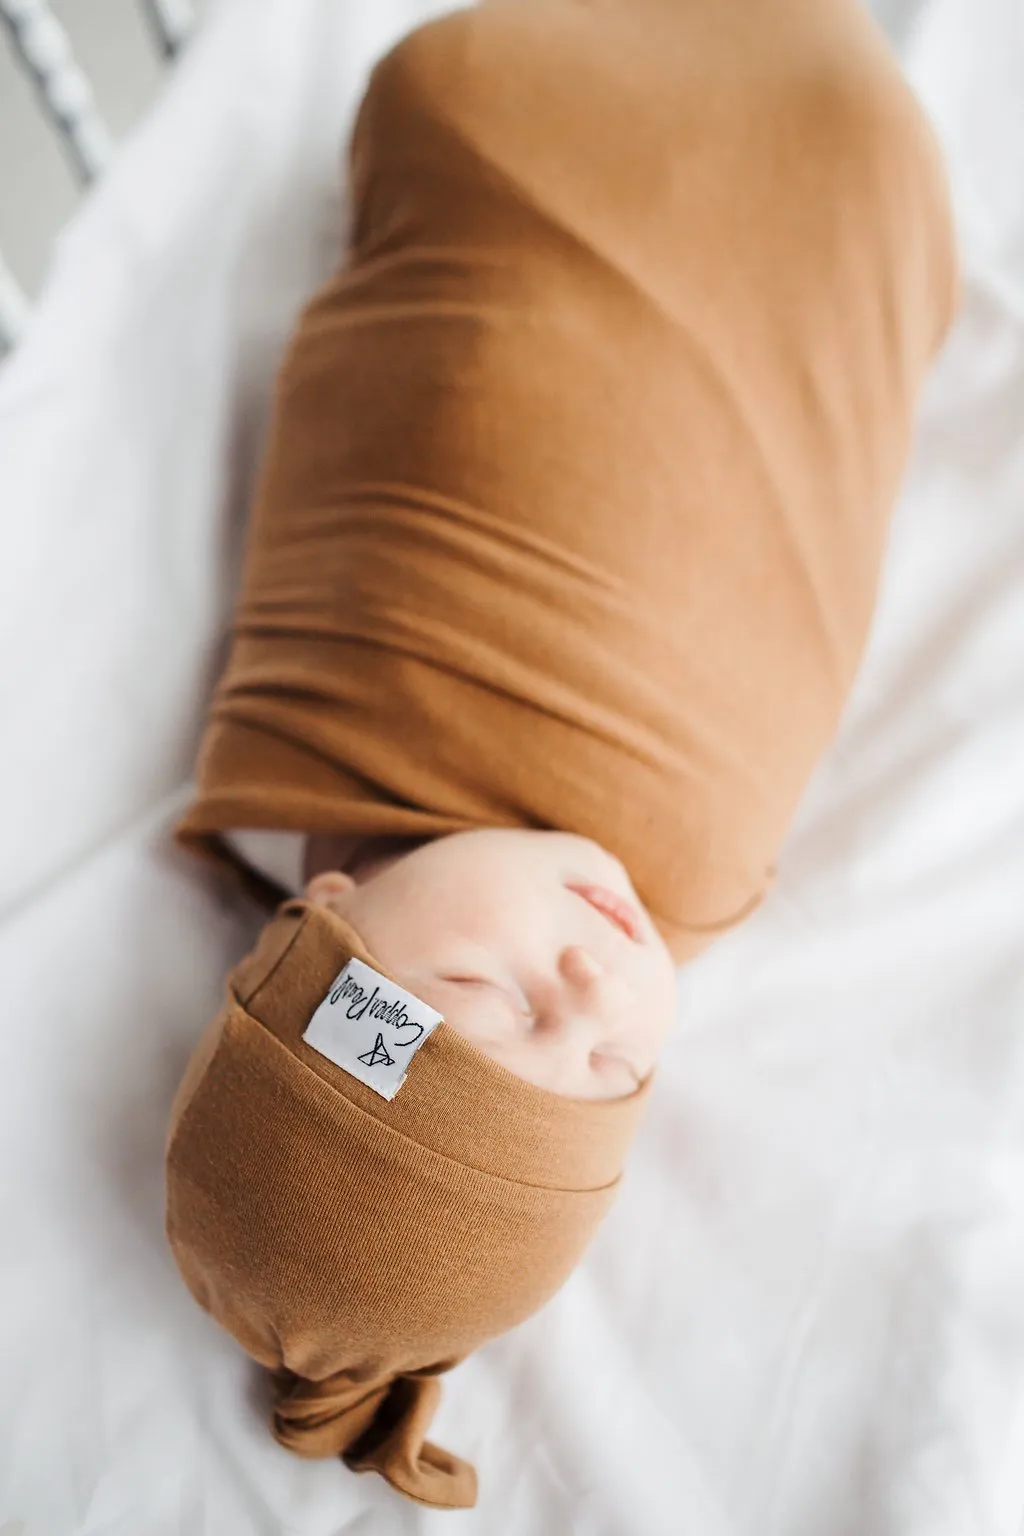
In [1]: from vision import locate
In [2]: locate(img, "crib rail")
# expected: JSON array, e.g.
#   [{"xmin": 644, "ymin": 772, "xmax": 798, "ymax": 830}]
[{"xmin": 0, "ymin": 0, "xmax": 196, "ymax": 351}]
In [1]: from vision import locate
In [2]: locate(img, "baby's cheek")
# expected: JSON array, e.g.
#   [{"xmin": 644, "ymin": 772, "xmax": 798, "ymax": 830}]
[
  {"xmin": 444, "ymin": 1015, "xmax": 532, "ymax": 1077},
  {"xmin": 438, "ymin": 1001, "xmax": 520, "ymax": 1055},
  {"xmin": 643, "ymin": 971, "xmax": 680, "ymax": 1055}
]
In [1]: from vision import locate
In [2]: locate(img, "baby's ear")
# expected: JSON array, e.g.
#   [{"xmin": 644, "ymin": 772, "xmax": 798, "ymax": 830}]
[{"xmin": 305, "ymin": 870, "xmax": 357, "ymax": 904}]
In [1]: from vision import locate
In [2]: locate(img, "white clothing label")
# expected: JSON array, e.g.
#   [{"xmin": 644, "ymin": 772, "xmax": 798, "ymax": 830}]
[{"xmin": 302, "ymin": 957, "xmax": 444, "ymax": 1101}]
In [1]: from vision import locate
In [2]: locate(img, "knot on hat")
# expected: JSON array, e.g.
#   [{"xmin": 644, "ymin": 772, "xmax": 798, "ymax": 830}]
[{"xmin": 273, "ymin": 1367, "xmax": 477, "ymax": 1509}]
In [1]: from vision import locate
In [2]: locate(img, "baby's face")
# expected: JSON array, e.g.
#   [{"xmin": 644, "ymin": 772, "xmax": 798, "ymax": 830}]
[{"xmin": 306, "ymin": 828, "xmax": 678, "ymax": 1100}]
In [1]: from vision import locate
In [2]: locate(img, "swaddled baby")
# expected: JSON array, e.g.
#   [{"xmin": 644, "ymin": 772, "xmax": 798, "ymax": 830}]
[{"xmin": 166, "ymin": 0, "xmax": 958, "ymax": 1509}]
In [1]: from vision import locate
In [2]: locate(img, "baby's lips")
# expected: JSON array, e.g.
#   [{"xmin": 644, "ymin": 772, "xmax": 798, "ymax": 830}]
[{"xmin": 564, "ymin": 882, "xmax": 645, "ymax": 943}]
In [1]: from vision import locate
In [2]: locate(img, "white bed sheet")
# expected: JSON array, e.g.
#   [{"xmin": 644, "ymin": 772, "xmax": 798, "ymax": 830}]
[{"xmin": 1, "ymin": 1, "xmax": 1022, "ymax": 1532}]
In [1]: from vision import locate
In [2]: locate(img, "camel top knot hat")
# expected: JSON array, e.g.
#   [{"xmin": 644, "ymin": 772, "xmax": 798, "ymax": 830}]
[{"xmin": 164, "ymin": 900, "xmax": 650, "ymax": 1509}]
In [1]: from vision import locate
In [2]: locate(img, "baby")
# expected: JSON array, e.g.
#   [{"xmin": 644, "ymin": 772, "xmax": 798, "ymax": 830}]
[
  {"xmin": 165, "ymin": 0, "xmax": 958, "ymax": 1510},
  {"xmin": 299, "ymin": 828, "xmax": 678, "ymax": 1100}
]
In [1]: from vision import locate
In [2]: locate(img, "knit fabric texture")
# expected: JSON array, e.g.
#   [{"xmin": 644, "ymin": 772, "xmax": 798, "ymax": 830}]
[
  {"xmin": 175, "ymin": 0, "xmax": 957, "ymax": 963},
  {"xmin": 165, "ymin": 900, "xmax": 649, "ymax": 1507}
]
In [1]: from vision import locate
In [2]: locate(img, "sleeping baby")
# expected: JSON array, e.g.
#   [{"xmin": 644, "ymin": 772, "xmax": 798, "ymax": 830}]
[{"xmin": 164, "ymin": 0, "xmax": 958, "ymax": 1510}]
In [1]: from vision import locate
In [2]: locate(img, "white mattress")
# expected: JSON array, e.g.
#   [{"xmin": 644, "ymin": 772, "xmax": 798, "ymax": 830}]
[{"xmin": 1, "ymin": 1, "xmax": 1023, "ymax": 1531}]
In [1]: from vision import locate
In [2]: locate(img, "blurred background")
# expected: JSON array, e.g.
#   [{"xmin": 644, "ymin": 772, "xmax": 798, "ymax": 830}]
[
  {"xmin": 0, "ymin": 0, "xmax": 923, "ymax": 304},
  {"xmin": 0, "ymin": 0, "xmax": 198, "ymax": 319}
]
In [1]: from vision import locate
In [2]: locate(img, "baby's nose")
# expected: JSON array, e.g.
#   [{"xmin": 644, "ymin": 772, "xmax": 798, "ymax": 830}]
[
  {"xmin": 560, "ymin": 944, "xmax": 604, "ymax": 988},
  {"xmin": 557, "ymin": 945, "xmax": 629, "ymax": 1025}
]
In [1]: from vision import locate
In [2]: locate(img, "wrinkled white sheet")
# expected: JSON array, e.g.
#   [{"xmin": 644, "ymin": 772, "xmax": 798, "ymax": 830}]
[{"xmin": 1, "ymin": 1, "xmax": 1022, "ymax": 1532}]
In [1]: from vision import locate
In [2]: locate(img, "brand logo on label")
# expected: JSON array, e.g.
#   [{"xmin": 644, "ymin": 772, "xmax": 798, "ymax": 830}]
[{"xmin": 302, "ymin": 957, "xmax": 443, "ymax": 1100}]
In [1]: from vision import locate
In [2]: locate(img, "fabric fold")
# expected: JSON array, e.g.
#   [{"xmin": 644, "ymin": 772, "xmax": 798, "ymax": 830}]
[{"xmin": 273, "ymin": 1367, "xmax": 477, "ymax": 1508}]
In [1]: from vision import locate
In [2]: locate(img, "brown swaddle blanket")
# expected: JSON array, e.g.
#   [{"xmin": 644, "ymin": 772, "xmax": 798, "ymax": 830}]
[
  {"xmin": 166, "ymin": 0, "xmax": 960, "ymax": 1511},
  {"xmin": 177, "ymin": 0, "xmax": 958, "ymax": 961}
]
